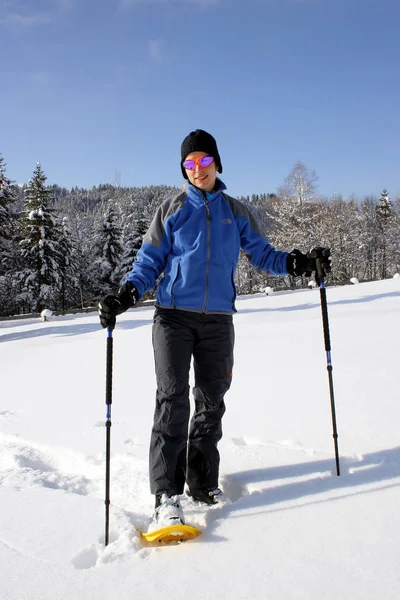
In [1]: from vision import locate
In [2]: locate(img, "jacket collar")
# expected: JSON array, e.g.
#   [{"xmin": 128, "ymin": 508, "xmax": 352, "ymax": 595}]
[{"xmin": 186, "ymin": 178, "xmax": 227, "ymax": 205}]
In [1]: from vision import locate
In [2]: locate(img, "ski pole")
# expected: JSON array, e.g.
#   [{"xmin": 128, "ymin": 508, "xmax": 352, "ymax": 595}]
[
  {"xmin": 311, "ymin": 249, "xmax": 340, "ymax": 476},
  {"xmin": 105, "ymin": 325, "xmax": 114, "ymax": 546}
]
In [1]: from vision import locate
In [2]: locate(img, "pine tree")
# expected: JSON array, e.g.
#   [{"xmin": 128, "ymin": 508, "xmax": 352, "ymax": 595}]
[
  {"xmin": 72, "ymin": 216, "xmax": 99, "ymax": 309},
  {"xmin": 0, "ymin": 153, "xmax": 17, "ymax": 275},
  {"xmin": 19, "ymin": 163, "xmax": 61, "ymax": 312},
  {"xmin": 92, "ymin": 201, "xmax": 123, "ymax": 294},
  {"xmin": 376, "ymin": 189, "xmax": 392, "ymax": 279},
  {"xmin": 116, "ymin": 211, "xmax": 149, "ymax": 284},
  {"xmin": 376, "ymin": 189, "xmax": 391, "ymax": 219},
  {"xmin": 57, "ymin": 217, "xmax": 77, "ymax": 312}
]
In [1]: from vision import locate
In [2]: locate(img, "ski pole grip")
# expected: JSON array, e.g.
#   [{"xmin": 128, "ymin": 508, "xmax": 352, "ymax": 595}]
[{"xmin": 309, "ymin": 249, "xmax": 325, "ymax": 284}]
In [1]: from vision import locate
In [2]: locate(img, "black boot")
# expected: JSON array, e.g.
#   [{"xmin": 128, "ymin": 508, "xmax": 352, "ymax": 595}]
[{"xmin": 187, "ymin": 487, "xmax": 223, "ymax": 505}]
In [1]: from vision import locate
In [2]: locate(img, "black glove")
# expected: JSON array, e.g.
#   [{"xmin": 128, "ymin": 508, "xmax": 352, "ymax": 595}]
[
  {"xmin": 287, "ymin": 247, "xmax": 332, "ymax": 279},
  {"xmin": 286, "ymin": 249, "xmax": 315, "ymax": 277},
  {"xmin": 98, "ymin": 281, "xmax": 139, "ymax": 329}
]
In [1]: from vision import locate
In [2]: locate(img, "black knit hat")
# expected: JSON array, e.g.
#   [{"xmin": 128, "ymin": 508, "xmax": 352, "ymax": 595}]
[{"xmin": 180, "ymin": 129, "xmax": 223, "ymax": 179}]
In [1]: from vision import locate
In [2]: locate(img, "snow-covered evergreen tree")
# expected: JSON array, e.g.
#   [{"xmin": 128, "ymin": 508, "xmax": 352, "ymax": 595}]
[
  {"xmin": 92, "ymin": 201, "xmax": 123, "ymax": 294},
  {"xmin": 56, "ymin": 217, "xmax": 78, "ymax": 312},
  {"xmin": 116, "ymin": 211, "xmax": 149, "ymax": 284},
  {"xmin": 391, "ymin": 196, "xmax": 400, "ymax": 274},
  {"xmin": 376, "ymin": 189, "xmax": 391, "ymax": 220},
  {"xmin": 73, "ymin": 218, "xmax": 99, "ymax": 308},
  {"xmin": 19, "ymin": 163, "xmax": 61, "ymax": 312},
  {"xmin": 0, "ymin": 153, "xmax": 18, "ymax": 275},
  {"xmin": 375, "ymin": 189, "xmax": 392, "ymax": 279}
]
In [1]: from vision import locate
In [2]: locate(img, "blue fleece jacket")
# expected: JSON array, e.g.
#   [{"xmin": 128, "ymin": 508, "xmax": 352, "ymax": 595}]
[{"xmin": 124, "ymin": 179, "xmax": 289, "ymax": 313}]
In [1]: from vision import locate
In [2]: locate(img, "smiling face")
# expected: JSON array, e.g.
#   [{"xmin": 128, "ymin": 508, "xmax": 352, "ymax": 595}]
[{"xmin": 184, "ymin": 151, "xmax": 217, "ymax": 192}]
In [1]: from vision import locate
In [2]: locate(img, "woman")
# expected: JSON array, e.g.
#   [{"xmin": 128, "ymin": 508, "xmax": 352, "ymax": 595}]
[{"xmin": 98, "ymin": 129, "xmax": 331, "ymax": 531}]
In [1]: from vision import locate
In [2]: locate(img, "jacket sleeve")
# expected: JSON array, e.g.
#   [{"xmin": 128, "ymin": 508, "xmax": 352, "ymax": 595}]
[
  {"xmin": 123, "ymin": 197, "xmax": 181, "ymax": 297},
  {"xmin": 231, "ymin": 198, "xmax": 289, "ymax": 276}
]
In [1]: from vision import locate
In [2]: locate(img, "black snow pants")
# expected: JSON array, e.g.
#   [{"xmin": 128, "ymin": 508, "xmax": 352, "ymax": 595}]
[{"xmin": 149, "ymin": 307, "xmax": 235, "ymax": 497}]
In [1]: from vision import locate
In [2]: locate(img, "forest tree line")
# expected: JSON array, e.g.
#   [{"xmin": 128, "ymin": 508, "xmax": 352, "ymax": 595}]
[{"xmin": 0, "ymin": 154, "xmax": 399, "ymax": 317}]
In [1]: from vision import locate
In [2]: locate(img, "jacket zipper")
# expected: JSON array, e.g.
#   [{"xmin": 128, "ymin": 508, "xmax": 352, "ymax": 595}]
[
  {"xmin": 170, "ymin": 260, "xmax": 181, "ymax": 308},
  {"xmin": 202, "ymin": 196, "xmax": 212, "ymax": 313}
]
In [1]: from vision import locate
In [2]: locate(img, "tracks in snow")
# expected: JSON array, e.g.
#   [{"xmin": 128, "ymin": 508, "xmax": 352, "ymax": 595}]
[{"xmin": 1, "ymin": 420, "xmax": 400, "ymax": 568}]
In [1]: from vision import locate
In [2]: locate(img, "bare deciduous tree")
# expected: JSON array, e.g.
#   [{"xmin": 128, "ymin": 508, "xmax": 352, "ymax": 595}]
[{"xmin": 278, "ymin": 161, "xmax": 319, "ymax": 205}]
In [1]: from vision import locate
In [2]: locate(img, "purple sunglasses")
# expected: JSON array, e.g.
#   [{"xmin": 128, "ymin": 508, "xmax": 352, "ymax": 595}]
[{"xmin": 183, "ymin": 156, "xmax": 214, "ymax": 170}]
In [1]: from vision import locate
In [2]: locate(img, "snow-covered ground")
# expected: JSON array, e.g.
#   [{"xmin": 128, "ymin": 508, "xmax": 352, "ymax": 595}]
[{"xmin": 1, "ymin": 278, "xmax": 399, "ymax": 600}]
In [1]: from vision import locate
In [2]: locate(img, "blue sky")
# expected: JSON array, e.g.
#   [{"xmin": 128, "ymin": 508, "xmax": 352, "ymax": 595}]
[{"xmin": 1, "ymin": 0, "xmax": 399, "ymax": 199}]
